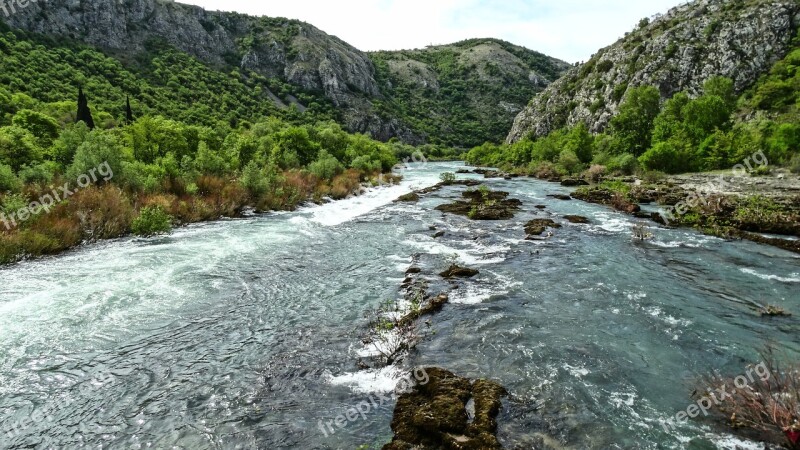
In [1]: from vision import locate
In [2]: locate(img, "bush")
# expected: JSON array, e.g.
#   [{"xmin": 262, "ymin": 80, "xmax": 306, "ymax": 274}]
[
  {"xmin": 0, "ymin": 163, "xmax": 21, "ymax": 192},
  {"xmin": 18, "ymin": 162, "xmax": 57, "ymax": 184},
  {"xmin": 131, "ymin": 206, "xmax": 172, "ymax": 236},
  {"xmin": 307, "ymin": 150, "xmax": 343, "ymax": 180},
  {"xmin": 557, "ymin": 149, "xmax": 583, "ymax": 174},
  {"xmin": 439, "ymin": 172, "xmax": 456, "ymax": 184},
  {"xmin": 582, "ymin": 165, "xmax": 606, "ymax": 183},
  {"xmin": 240, "ymin": 160, "xmax": 269, "ymax": 198},
  {"xmin": 67, "ymin": 131, "xmax": 126, "ymax": 182},
  {"xmin": 638, "ymin": 142, "xmax": 685, "ymax": 174},
  {"xmin": 790, "ymin": 154, "xmax": 800, "ymax": 174},
  {"xmin": 606, "ymin": 153, "xmax": 638, "ymax": 175}
]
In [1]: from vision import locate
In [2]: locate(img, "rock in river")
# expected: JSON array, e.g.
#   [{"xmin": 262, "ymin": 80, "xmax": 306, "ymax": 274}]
[
  {"xmin": 383, "ymin": 367, "xmax": 507, "ymax": 450},
  {"xmin": 439, "ymin": 265, "xmax": 479, "ymax": 278}
]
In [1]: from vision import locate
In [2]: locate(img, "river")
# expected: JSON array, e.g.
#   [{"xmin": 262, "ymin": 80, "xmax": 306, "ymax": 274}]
[{"xmin": 0, "ymin": 162, "xmax": 798, "ymax": 449}]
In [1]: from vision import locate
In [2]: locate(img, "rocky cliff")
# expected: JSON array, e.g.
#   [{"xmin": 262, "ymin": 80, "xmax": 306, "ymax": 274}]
[{"xmin": 507, "ymin": 0, "xmax": 800, "ymax": 143}]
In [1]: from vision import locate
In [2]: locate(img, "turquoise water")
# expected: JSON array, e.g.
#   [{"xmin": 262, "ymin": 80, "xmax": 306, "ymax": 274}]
[{"xmin": 0, "ymin": 162, "xmax": 798, "ymax": 449}]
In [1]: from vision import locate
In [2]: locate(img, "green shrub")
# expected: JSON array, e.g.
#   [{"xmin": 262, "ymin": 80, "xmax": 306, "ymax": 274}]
[
  {"xmin": 131, "ymin": 206, "xmax": 172, "ymax": 236},
  {"xmin": 606, "ymin": 153, "xmax": 638, "ymax": 175},
  {"xmin": 558, "ymin": 149, "xmax": 583, "ymax": 174},
  {"xmin": 439, "ymin": 172, "xmax": 456, "ymax": 184},
  {"xmin": 18, "ymin": 162, "xmax": 57, "ymax": 184},
  {"xmin": 307, "ymin": 150, "xmax": 343, "ymax": 180},
  {"xmin": 0, "ymin": 163, "xmax": 21, "ymax": 192}
]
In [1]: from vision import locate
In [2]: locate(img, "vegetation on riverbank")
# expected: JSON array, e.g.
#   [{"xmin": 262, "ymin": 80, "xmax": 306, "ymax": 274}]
[
  {"xmin": 0, "ymin": 83, "xmax": 412, "ymax": 264},
  {"xmin": 467, "ymin": 34, "xmax": 800, "ymax": 177}
]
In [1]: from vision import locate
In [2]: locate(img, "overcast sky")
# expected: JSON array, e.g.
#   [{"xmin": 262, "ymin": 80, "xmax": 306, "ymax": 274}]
[{"xmin": 181, "ymin": 0, "xmax": 684, "ymax": 63}]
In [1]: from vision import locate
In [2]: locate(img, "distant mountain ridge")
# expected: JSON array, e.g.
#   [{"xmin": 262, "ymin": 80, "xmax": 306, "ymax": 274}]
[
  {"xmin": 507, "ymin": 0, "xmax": 800, "ymax": 143},
  {"xmin": 1, "ymin": 0, "xmax": 568, "ymax": 146}
]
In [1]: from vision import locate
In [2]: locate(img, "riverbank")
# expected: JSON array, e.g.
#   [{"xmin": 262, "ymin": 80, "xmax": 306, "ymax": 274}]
[
  {"xmin": 460, "ymin": 166, "xmax": 800, "ymax": 253},
  {"xmin": 0, "ymin": 169, "xmax": 401, "ymax": 266}
]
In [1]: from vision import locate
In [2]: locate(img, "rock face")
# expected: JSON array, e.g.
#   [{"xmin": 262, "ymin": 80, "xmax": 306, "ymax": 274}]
[
  {"xmin": 383, "ymin": 368, "xmax": 507, "ymax": 450},
  {"xmin": 507, "ymin": 0, "xmax": 800, "ymax": 142}
]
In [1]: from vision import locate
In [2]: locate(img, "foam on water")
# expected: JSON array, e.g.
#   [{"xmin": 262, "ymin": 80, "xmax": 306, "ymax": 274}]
[
  {"xmin": 326, "ymin": 365, "xmax": 407, "ymax": 394},
  {"xmin": 740, "ymin": 267, "xmax": 800, "ymax": 283}
]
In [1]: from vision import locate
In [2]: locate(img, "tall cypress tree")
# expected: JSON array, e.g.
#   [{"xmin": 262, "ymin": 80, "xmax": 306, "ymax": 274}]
[
  {"xmin": 125, "ymin": 95, "xmax": 134, "ymax": 124},
  {"xmin": 76, "ymin": 87, "xmax": 95, "ymax": 129}
]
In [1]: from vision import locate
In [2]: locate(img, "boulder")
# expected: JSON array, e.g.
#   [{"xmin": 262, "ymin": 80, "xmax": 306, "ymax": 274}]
[
  {"xmin": 563, "ymin": 215, "xmax": 591, "ymax": 224},
  {"xmin": 439, "ymin": 265, "xmax": 479, "ymax": 278},
  {"xmin": 383, "ymin": 368, "xmax": 507, "ymax": 450}
]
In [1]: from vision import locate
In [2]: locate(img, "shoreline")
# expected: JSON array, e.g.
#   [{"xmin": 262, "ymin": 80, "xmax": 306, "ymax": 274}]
[
  {"xmin": 463, "ymin": 165, "xmax": 800, "ymax": 253},
  {"xmin": 0, "ymin": 172, "xmax": 404, "ymax": 268}
]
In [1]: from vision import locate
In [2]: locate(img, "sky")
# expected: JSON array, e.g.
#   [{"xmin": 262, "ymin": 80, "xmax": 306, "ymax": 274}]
[{"xmin": 181, "ymin": 0, "xmax": 684, "ymax": 63}]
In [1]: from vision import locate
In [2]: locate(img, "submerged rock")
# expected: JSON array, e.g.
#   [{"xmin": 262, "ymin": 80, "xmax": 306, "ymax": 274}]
[
  {"xmin": 547, "ymin": 194, "xmax": 572, "ymax": 201},
  {"xmin": 439, "ymin": 265, "xmax": 479, "ymax": 279},
  {"xmin": 383, "ymin": 368, "xmax": 507, "ymax": 450}
]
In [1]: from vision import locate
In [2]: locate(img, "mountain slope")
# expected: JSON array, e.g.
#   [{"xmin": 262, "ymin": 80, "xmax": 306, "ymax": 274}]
[
  {"xmin": 507, "ymin": 0, "xmax": 800, "ymax": 143},
  {"xmin": 1, "ymin": 0, "xmax": 567, "ymax": 146},
  {"xmin": 370, "ymin": 39, "xmax": 570, "ymax": 147}
]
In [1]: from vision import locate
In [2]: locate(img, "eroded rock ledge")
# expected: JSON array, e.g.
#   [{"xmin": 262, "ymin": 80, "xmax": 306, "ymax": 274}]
[{"xmin": 383, "ymin": 368, "xmax": 507, "ymax": 450}]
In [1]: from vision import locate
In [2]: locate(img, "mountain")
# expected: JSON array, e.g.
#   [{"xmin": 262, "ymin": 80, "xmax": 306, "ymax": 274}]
[
  {"xmin": 507, "ymin": 0, "xmax": 800, "ymax": 143},
  {"xmin": 370, "ymin": 39, "xmax": 571, "ymax": 147},
  {"xmin": 1, "ymin": 0, "xmax": 568, "ymax": 146}
]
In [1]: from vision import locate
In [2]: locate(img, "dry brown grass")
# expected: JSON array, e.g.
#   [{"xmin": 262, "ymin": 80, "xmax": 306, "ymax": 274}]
[{"xmin": 696, "ymin": 353, "xmax": 800, "ymax": 448}]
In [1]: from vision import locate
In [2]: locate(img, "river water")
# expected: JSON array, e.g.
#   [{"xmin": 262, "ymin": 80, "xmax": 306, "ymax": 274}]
[{"xmin": 0, "ymin": 162, "xmax": 798, "ymax": 449}]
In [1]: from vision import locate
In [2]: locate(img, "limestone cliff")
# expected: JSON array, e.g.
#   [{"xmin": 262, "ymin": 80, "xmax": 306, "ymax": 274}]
[{"xmin": 507, "ymin": 0, "xmax": 800, "ymax": 143}]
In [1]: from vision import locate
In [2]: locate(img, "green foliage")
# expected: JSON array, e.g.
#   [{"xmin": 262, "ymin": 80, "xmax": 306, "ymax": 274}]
[
  {"xmin": 609, "ymin": 85, "xmax": 661, "ymax": 156},
  {"xmin": 0, "ymin": 126, "xmax": 42, "ymax": 171},
  {"xmin": 18, "ymin": 161, "xmax": 57, "ymax": 184},
  {"xmin": 639, "ymin": 141, "xmax": 690, "ymax": 174},
  {"xmin": 131, "ymin": 206, "xmax": 172, "ymax": 236},
  {"xmin": 11, "ymin": 109, "xmax": 60, "ymax": 147},
  {"xmin": 558, "ymin": 149, "xmax": 583, "ymax": 174},
  {"xmin": 606, "ymin": 153, "xmax": 638, "ymax": 175},
  {"xmin": 67, "ymin": 131, "xmax": 126, "ymax": 181},
  {"xmin": 307, "ymin": 149, "xmax": 343, "ymax": 180},
  {"xmin": 370, "ymin": 39, "xmax": 569, "ymax": 147},
  {"xmin": 439, "ymin": 172, "xmax": 456, "ymax": 184},
  {"xmin": 0, "ymin": 163, "xmax": 21, "ymax": 192}
]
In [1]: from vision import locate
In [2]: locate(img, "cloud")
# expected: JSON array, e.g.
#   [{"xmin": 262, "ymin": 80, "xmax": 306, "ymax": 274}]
[{"xmin": 181, "ymin": 0, "xmax": 684, "ymax": 62}]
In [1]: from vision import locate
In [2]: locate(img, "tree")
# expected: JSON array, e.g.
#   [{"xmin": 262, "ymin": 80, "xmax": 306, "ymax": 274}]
[
  {"xmin": 67, "ymin": 131, "xmax": 127, "ymax": 181},
  {"xmin": 563, "ymin": 124, "xmax": 595, "ymax": 163},
  {"xmin": 11, "ymin": 109, "xmax": 60, "ymax": 148},
  {"xmin": 75, "ymin": 87, "xmax": 95, "ymax": 129},
  {"xmin": 609, "ymin": 85, "xmax": 661, "ymax": 156},
  {"xmin": 125, "ymin": 96, "xmax": 134, "ymax": 124},
  {"xmin": 0, "ymin": 126, "xmax": 42, "ymax": 171}
]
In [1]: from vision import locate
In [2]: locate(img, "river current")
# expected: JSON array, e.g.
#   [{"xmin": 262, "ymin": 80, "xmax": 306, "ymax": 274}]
[{"xmin": 0, "ymin": 162, "xmax": 798, "ymax": 449}]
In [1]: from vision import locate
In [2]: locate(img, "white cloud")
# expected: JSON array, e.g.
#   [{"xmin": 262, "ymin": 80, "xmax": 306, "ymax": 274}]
[{"xmin": 180, "ymin": 0, "xmax": 684, "ymax": 62}]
